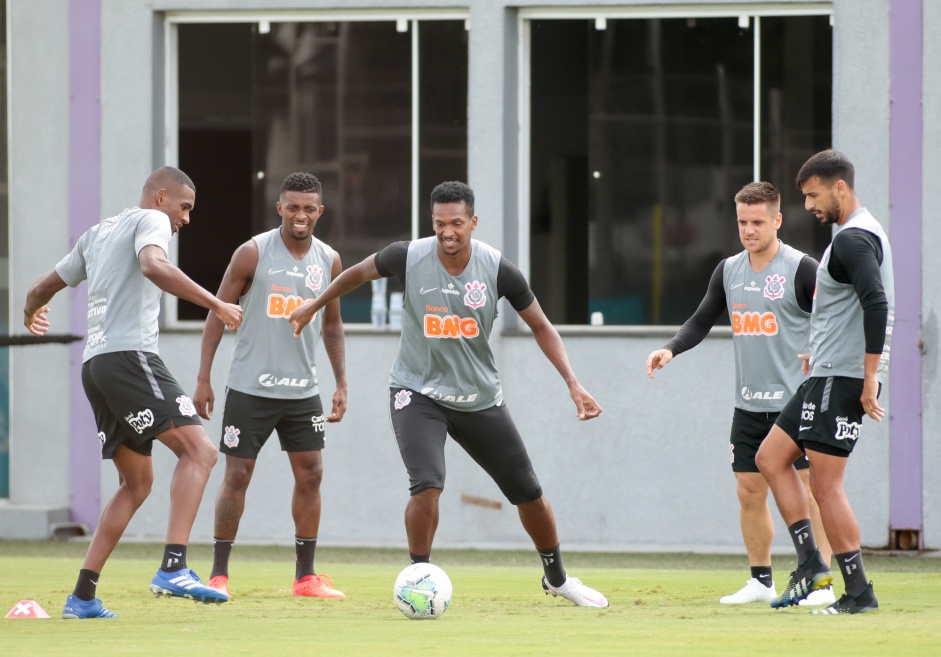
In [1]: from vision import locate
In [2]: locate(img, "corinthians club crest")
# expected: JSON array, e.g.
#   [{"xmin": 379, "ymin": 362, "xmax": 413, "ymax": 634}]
[
  {"xmin": 305, "ymin": 264, "xmax": 324, "ymax": 292},
  {"xmin": 763, "ymin": 274, "xmax": 786, "ymax": 301},
  {"xmin": 463, "ymin": 280, "xmax": 487, "ymax": 309}
]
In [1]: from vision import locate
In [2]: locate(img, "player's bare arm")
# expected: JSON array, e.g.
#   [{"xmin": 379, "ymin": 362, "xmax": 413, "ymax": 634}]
[
  {"xmin": 290, "ymin": 253, "xmax": 382, "ymax": 336},
  {"xmin": 861, "ymin": 352, "xmax": 884, "ymax": 421},
  {"xmin": 321, "ymin": 249, "xmax": 348, "ymax": 422},
  {"xmin": 194, "ymin": 240, "xmax": 257, "ymax": 419},
  {"xmin": 138, "ymin": 244, "xmax": 243, "ymax": 331},
  {"xmin": 645, "ymin": 349, "xmax": 674, "ymax": 378},
  {"xmin": 23, "ymin": 270, "xmax": 69, "ymax": 336},
  {"xmin": 517, "ymin": 298, "xmax": 601, "ymax": 421}
]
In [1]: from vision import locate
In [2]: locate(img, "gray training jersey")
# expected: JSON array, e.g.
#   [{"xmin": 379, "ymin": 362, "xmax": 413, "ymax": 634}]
[
  {"xmin": 226, "ymin": 228, "xmax": 335, "ymax": 399},
  {"xmin": 55, "ymin": 207, "xmax": 172, "ymax": 362},
  {"xmin": 390, "ymin": 237, "xmax": 503, "ymax": 411},
  {"xmin": 724, "ymin": 242, "xmax": 811, "ymax": 412},
  {"xmin": 810, "ymin": 208, "xmax": 895, "ymax": 381}
]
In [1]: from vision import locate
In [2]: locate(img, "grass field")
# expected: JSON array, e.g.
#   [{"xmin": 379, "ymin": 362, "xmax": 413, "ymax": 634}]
[{"xmin": 2, "ymin": 541, "xmax": 939, "ymax": 656}]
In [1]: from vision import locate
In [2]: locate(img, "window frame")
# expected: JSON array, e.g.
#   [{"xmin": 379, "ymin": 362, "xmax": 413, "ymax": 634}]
[
  {"xmin": 161, "ymin": 8, "xmax": 469, "ymax": 329},
  {"xmin": 516, "ymin": 3, "xmax": 834, "ymax": 329}
]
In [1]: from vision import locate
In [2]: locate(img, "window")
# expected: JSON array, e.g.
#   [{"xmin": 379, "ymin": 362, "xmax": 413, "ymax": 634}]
[
  {"xmin": 171, "ymin": 15, "xmax": 468, "ymax": 323},
  {"xmin": 527, "ymin": 13, "xmax": 832, "ymax": 325}
]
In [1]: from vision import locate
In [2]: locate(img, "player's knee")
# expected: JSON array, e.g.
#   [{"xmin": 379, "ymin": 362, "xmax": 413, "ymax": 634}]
[{"xmin": 124, "ymin": 474, "xmax": 153, "ymax": 506}]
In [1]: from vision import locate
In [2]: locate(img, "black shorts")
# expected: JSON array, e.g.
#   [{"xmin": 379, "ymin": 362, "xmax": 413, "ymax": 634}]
[
  {"xmin": 388, "ymin": 388, "xmax": 542, "ymax": 505},
  {"xmin": 220, "ymin": 388, "xmax": 325, "ymax": 458},
  {"xmin": 775, "ymin": 376, "xmax": 876, "ymax": 457},
  {"xmin": 729, "ymin": 408, "xmax": 809, "ymax": 473},
  {"xmin": 81, "ymin": 351, "xmax": 202, "ymax": 460}
]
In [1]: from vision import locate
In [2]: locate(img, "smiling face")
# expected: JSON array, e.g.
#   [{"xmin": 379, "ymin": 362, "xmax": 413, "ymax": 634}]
[
  {"xmin": 432, "ymin": 200, "xmax": 477, "ymax": 259},
  {"xmin": 156, "ymin": 183, "xmax": 196, "ymax": 234},
  {"xmin": 800, "ymin": 175, "xmax": 843, "ymax": 226},
  {"xmin": 277, "ymin": 190, "xmax": 324, "ymax": 241},
  {"xmin": 736, "ymin": 202, "xmax": 781, "ymax": 256}
]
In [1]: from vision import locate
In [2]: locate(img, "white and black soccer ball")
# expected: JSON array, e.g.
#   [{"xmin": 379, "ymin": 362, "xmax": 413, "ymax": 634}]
[{"xmin": 393, "ymin": 562, "xmax": 453, "ymax": 620}]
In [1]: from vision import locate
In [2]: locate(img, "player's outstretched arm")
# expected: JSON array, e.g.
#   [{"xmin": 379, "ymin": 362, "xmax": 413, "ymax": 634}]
[
  {"xmin": 194, "ymin": 240, "xmax": 256, "ymax": 419},
  {"xmin": 290, "ymin": 253, "xmax": 382, "ymax": 337},
  {"xmin": 517, "ymin": 298, "xmax": 601, "ymax": 421},
  {"xmin": 645, "ymin": 349, "xmax": 674, "ymax": 378},
  {"xmin": 138, "ymin": 244, "xmax": 242, "ymax": 330},
  {"xmin": 322, "ymin": 250, "xmax": 348, "ymax": 422},
  {"xmin": 23, "ymin": 270, "xmax": 69, "ymax": 336}
]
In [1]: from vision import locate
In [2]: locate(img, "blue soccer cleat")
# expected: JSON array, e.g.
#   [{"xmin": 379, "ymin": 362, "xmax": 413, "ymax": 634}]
[
  {"xmin": 149, "ymin": 568, "xmax": 229, "ymax": 604},
  {"xmin": 62, "ymin": 594, "xmax": 117, "ymax": 619}
]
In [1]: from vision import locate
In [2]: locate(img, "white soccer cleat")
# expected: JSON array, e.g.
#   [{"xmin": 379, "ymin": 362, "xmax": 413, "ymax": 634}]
[
  {"xmin": 542, "ymin": 576, "xmax": 609, "ymax": 607},
  {"xmin": 799, "ymin": 584, "xmax": 837, "ymax": 606},
  {"xmin": 720, "ymin": 578, "xmax": 777, "ymax": 604}
]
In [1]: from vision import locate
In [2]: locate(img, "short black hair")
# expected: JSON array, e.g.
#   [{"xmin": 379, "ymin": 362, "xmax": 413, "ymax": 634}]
[
  {"xmin": 430, "ymin": 181, "xmax": 474, "ymax": 215},
  {"xmin": 281, "ymin": 172, "xmax": 322, "ymax": 197},
  {"xmin": 734, "ymin": 181, "xmax": 780, "ymax": 214},
  {"xmin": 145, "ymin": 166, "xmax": 195, "ymax": 194},
  {"xmin": 796, "ymin": 149, "xmax": 855, "ymax": 190}
]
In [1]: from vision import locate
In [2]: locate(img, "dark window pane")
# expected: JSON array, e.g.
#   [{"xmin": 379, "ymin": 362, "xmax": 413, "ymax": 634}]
[
  {"xmin": 760, "ymin": 15, "xmax": 833, "ymax": 259},
  {"xmin": 177, "ymin": 20, "xmax": 469, "ymax": 324},
  {"xmin": 419, "ymin": 20, "xmax": 468, "ymax": 236},
  {"xmin": 530, "ymin": 16, "xmax": 831, "ymax": 325}
]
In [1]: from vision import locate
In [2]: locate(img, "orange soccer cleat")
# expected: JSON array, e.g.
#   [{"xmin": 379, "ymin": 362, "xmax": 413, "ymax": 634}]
[
  {"xmin": 208, "ymin": 575, "xmax": 230, "ymax": 599},
  {"xmin": 292, "ymin": 573, "xmax": 345, "ymax": 599}
]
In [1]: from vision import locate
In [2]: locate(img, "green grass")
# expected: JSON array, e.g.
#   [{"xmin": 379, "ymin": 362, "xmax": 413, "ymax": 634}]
[{"xmin": 2, "ymin": 542, "xmax": 940, "ymax": 656}]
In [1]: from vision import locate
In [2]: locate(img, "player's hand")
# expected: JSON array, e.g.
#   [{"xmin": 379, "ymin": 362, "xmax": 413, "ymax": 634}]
[
  {"xmin": 570, "ymin": 383, "xmax": 602, "ymax": 421},
  {"xmin": 24, "ymin": 306, "xmax": 52, "ymax": 336},
  {"xmin": 194, "ymin": 380, "xmax": 214, "ymax": 420},
  {"xmin": 861, "ymin": 375, "xmax": 884, "ymax": 422},
  {"xmin": 289, "ymin": 299, "xmax": 318, "ymax": 337},
  {"xmin": 215, "ymin": 301, "xmax": 243, "ymax": 331},
  {"xmin": 645, "ymin": 349, "xmax": 673, "ymax": 378},
  {"xmin": 327, "ymin": 386, "xmax": 347, "ymax": 423},
  {"xmin": 798, "ymin": 353, "xmax": 811, "ymax": 376}
]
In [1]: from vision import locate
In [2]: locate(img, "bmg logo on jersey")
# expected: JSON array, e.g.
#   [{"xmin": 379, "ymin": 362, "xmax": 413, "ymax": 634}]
[
  {"xmin": 424, "ymin": 314, "xmax": 479, "ymax": 338},
  {"xmin": 732, "ymin": 311, "xmax": 778, "ymax": 336},
  {"xmin": 268, "ymin": 293, "xmax": 309, "ymax": 318},
  {"xmin": 834, "ymin": 416, "xmax": 861, "ymax": 441}
]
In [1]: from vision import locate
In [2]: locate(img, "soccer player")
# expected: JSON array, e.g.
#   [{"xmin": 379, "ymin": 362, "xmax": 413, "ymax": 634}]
[
  {"xmin": 756, "ymin": 150, "xmax": 894, "ymax": 614},
  {"xmin": 289, "ymin": 181, "xmax": 609, "ymax": 607},
  {"xmin": 24, "ymin": 167, "xmax": 242, "ymax": 619},
  {"xmin": 194, "ymin": 172, "xmax": 347, "ymax": 599},
  {"xmin": 646, "ymin": 182, "xmax": 834, "ymax": 606}
]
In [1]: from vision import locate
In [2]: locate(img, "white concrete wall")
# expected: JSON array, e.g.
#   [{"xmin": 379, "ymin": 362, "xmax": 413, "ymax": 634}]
[
  {"xmin": 6, "ymin": 0, "xmax": 72, "ymax": 508},
  {"xmin": 921, "ymin": 0, "xmax": 941, "ymax": 551}
]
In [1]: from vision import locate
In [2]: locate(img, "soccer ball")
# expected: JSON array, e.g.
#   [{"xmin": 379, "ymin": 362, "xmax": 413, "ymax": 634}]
[{"xmin": 393, "ymin": 562, "xmax": 452, "ymax": 620}]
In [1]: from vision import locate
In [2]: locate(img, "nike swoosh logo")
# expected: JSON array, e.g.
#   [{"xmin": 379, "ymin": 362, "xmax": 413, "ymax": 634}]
[
  {"xmin": 268, "ymin": 268, "xmax": 285, "ymax": 275},
  {"xmin": 758, "ymin": 574, "xmax": 770, "ymax": 578},
  {"xmin": 844, "ymin": 555, "xmax": 859, "ymax": 563},
  {"xmin": 730, "ymin": 283, "xmax": 744, "ymax": 289},
  {"xmin": 90, "ymin": 580, "xmax": 98, "ymax": 586},
  {"xmin": 799, "ymin": 425, "xmax": 812, "ymax": 432},
  {"xmin": 169, "ymin": 552, "xmax": 182, "ymax": 557},
  {"xmin": 420, "ymin": 287, "xmax": 438, "ymax": 294}
]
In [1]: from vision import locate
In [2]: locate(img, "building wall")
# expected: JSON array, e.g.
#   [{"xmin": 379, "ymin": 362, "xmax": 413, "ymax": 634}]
[{"xmin": 6, "ymin": 0, "xmax": 928, "ymax": 551}]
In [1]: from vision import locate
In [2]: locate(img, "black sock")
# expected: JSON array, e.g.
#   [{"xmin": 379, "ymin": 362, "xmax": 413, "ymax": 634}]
[
  {"xmin": 295, "ymin": 536, "xmax": 317, "ymax": 580},
  {"xmin": 73, "ymin": 569, "xmax": 100, "ymax": 601},
  {"xmin": 162, "ymin": 544, "xmax": 188, "ymax": 572},
  {"xmin": 835, "ymin": 550, "xmax": 869, "ymax": 596},
  {"xmin": 211, "ymin": 538, "xmax": 235, "ymax": 579},
  {"xmin": 409, "ymin": 552, "xmax": 430, "ymax": 564},
  {"xmin": 787, "ymin": 520, "xmax": 818, "ymax": 565},
  {"xmin": 538, "ymin": 544, "xmax": 566, "ymax": 588},
  {"xmin": 751, "ymin": 566, "xmax": 773, "ymax": 587}
]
